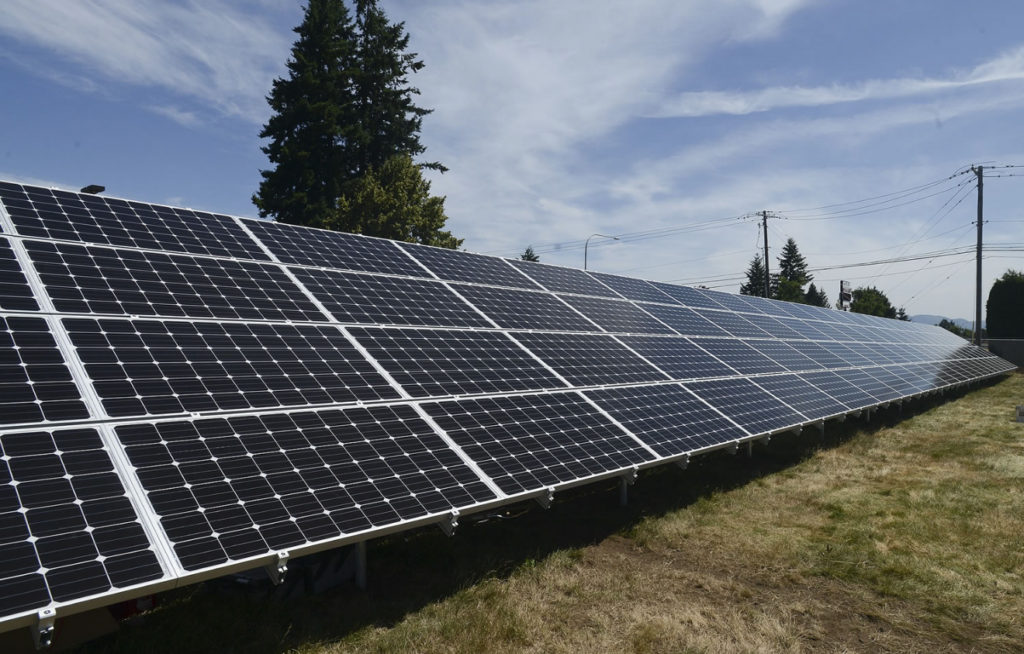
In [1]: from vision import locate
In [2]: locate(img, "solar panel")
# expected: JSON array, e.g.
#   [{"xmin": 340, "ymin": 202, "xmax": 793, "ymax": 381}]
[
  {"xmin": 0, "ymin": 238, "xmax": 40, "ymax": 312},
  {"xmin": 242, "ymin": 220, "xmax": 432, "ymax": 278},
  {"xmin": 116, "ymin": 405, "xmax": 497, "ymax": 571},
  {"xmin": 346, "ymin": 327, "xmax": 567, "ymax": 398},
  {"xmin": 450, "ymin": 284, "xmax": 598, "ymax": 332},
  {"xmin": 0, "ymin": 180, "xmax": 1014, "ymax": 635},
  {"xmin": 26, "ymin": 240, "xmax": 325, "ymax": 322},
  {"xmin": 584, "ymin": 383, "xmax": 747, "ymax": 457},
  {"xmin": 0, "ymin": 317, "xmax": 90, "ymax": 427},
  {"xmin": 421, "ymin": 392, "xmax": 655, "ymax": 496},
  {"xmin": 512, "ymin": 332, "xmax": 669, "ymax": 387},
  {"xmin": 64, "ymin": 318, "xmax": 400, "ymax": 417},
  {"xmin": 398, "ymin": 244, "xmax": 541, "ymax": 290},
  {"xmin": 616, "ymin": 336, "xmax": 738, "ymax": 380},
  {"xmin": 291, "ymin": 268, "xmax": 490, "ymax": 328},
  {"xmin": 683, "ymin": 377, "xmax": 806, "ymax": 435},
  {"xmin": 507, "ymin": 259, "xmax": 620, "ymax": 297},
  {"xmin": 0, "ymin": 183, "xmax": 268, "ymax": 261},
  {"xmin": 0, "ymin": 426, "xmax": 165, "ymax": 617},
  {"xmin": 557, "ymin": 295, "xmax": 674, "ymax": 334}
]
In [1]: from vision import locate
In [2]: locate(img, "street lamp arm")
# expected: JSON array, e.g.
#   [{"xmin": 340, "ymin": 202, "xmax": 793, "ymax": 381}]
[{"xmin": 584, "ymin": 233, "xmax": 620, "ymax": 271}]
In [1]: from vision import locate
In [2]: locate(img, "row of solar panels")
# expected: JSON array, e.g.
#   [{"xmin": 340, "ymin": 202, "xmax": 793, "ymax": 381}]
[{"xmin": 0, "ymin": 181, "xmax": 1014, "ymax": 636}]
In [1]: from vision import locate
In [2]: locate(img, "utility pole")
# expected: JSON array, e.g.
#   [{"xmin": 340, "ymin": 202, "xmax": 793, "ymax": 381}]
[
  {"xmin": 973, "ymin": 166, "xmax": 984, "ymax": 347},
  {"xmin": 762, "ymin": 210, "xmax": 770, "ymax": 298}
]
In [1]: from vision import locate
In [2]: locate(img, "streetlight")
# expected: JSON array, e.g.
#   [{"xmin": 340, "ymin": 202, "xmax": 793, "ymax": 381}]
[{"xmin": 584, "ymin": 233, "xmax": 619, "ymax": 270}]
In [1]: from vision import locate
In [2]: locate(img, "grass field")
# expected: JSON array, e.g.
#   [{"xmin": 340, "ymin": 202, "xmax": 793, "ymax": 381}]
[{"xmin": 78, "ymin": 373, "xmax": 1024, "ymax": 654}]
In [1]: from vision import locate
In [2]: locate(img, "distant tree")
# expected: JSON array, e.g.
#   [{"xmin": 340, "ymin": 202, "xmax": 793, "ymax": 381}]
[
  {"xmin": 896, "ymin": 307, "xmax": 911, "ymax": 321},
  {"xmin": 850, "ymin": 286, "xmax": 897, "ymax": 319},
  {"xmin": 986, "ymin": 269, "xmax": 1024, "ymax": 338},
  {"xmin": 938, "ymin": 318, "xmax": 972, "ymax": 340},
  {"xmin": 775, "ymin": 238, "xmax": 812, "ymax": 303},
  {"xmin": 739, "ymin": 253, "xmax": 770, "ymax": 297},
  {"xmin": 330, "ymin": 154, "xmax": 461, "ymax": 248},
  {"xmin": 804, "ymin": 283, "xmax": 831, "ymax": 308},
  {"xmin": 520, "ymin": 245, "xmax": 540, "ymax": 262}
]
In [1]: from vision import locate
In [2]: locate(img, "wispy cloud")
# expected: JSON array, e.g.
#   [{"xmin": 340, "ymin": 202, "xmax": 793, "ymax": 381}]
[
  {"xmin": 652, "ymin": 44, "xmax": 1024, "ymax": 118},
  {"xmin": 147, "ymin": 105, "xmax": 203, "ymax": 128}
]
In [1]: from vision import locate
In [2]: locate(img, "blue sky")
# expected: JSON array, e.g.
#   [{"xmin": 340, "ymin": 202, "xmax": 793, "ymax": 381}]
[{"xmin": 1, "ymin": 0, "xmax": 1022, "ymax": 320}]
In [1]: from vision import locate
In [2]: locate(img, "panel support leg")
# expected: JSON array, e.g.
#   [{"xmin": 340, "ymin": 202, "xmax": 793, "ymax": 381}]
[
  {"xmin": 355, "ymin": 540, "xmax": 367, "ymax": 590},
  {"xmin": 745, "ymin": 441, "xmax": 753, "ymax": 458},
  {"xmin": 32, "ymin": 608, "xmax": 56, "ymax": 650},
  {"xmin": 619, "ymin": 476, "xmax": 628, "ymax": 506}
]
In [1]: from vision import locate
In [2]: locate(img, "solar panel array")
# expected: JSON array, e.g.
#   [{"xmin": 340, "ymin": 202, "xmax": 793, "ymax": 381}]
[{"xmin": 0, "ymin": 180, "xmax": 1014, "ymax": 635}]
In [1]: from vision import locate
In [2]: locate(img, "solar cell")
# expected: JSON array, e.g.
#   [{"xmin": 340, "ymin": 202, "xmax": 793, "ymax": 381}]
[
  {"xmin": 242, "ymin": 220, "xmax": 432, "ymax": 278},
  {"xmin": 0, "ymin": 238, "xmax": 40, "ymax": 312},
  {"xmin": 616, "ymin": 336, "xmax": 737, "ymax": 380},
  {"xmin": 752, "ymin": 374, "xmax": 848, "ymax": 420},
  {"xmin": 778, "ymin": 318, "xmax": 833, "ymax": 341},
  {"xmin": 347, "ymin": 326, "xmax": 567, "ymax": 398},
  {"xmin": 0, "ymin": 427, "xmax": 164, "ymax": 616},
  {"xmin": 787, "ymin": 341, "xmax": 852, "ymax": 369},
  {"xmin": 696, "ymin": 310, "xmax": 773, "ymax": 339},
  {"xmin": 586, "ymin": 272, "xmax": 677, "ymax": 304},
  {"xmin": 0, "ymin": 316, "xmax": 90, "ymax": 426},
  {"xmin": 398, "ymin": 244, "xmax": 541, "ymax": 290},
  {"xmin": 637, "ymin": 303, "xmax": 730, "ymax": 337},
  {"xmin": 683, "ymin": 377, "xmax": 806, "ymax": 435},
  {"xmin": 507, "ymin": 260, "xmax": 621, "ymax": 297},
  {"xmin": 751, "ymin": 341, "xmax": 825, "ymax": 372},
  {"xmin": 291, "ymin": 267, "xmax": 490, "ymax": 328},
  {"xmin": 513, "ymin": 332, "xmax": 669, "ymax": 387},
  {"xmin": 26, "ymin": 240, "xmax": 325, "ymax": 322},
  {"xmin": 422, "ymin": 392, "xmax": 655, "ymax": 496},
  {"xmin": 650, "ymin": 283, "xmax": 726, "ymax": 310},
  {"xmin": 692, "ymin": 338, "xmax": 787, "ymax": 375},
  {"xmin": 702, "ymin": 290, "xmax": 757, "ymax": 315},
  {"xmin": 0, "ymin": 183, "xmax": 268, "ymax": 261},
  {"xmin": 864, "ymin": 366, "xmax": 921, "ymax": 396},
  {"xmin": 738, "ymin": 296, "xmax": 803, "ymax": 319},
  {"xmin": 799, "ymin": 370, "xmax": 877, "ymax": 411},
  {"xmin": 742, "ymin": 314, "xmax": 805, "ymax": 340},
  {"xmin": 584, "ymin": 383, "xmax": 747, "ymax": 457},
  {"xmin": 116, "ymin": 405, "xmax": 496, "ymax": 571},
  {"xmin": 834, "ymin": 368, "xmax": 903, "ymax": 402},
  {"xmin": 558, "ymin": 295, "xmax": 674, "ymax": 334},
  {"xmin": 64, "ymin": 318, "xmax": 400, "ymax": 418},
  {"xmin": 451, "ymin": 284, "xmax": 598, "ymax": 332}
]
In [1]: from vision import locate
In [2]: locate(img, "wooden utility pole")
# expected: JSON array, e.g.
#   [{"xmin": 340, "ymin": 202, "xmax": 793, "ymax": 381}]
[
  {"xmin": 762, "ymin": 210, "xmax": 770, "ymax": 298},
  {"xmin": 973, "ymin": 166, "xmax": 984, "ymax": 346}
]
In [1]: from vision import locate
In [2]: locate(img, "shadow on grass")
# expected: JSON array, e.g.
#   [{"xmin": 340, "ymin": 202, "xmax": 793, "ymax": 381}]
[{"xmin": 75, "ymin": 380, "xmax": 1002, "ymax": 654}]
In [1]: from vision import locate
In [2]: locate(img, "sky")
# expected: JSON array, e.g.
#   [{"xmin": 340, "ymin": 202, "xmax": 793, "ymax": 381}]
[{"xmin": 1, "ymin": 0, "xmax": 1022, "ymax": 321}]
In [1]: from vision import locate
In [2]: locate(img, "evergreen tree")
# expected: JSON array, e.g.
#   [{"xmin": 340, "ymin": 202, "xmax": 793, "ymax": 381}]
[
  {"xmin": 896, "ymin": 307, "xmax": 911, "ymax": 321},
  {"xmin": 352, "ymin": 0, "xmax": 444, "ymax": 175},
  {"xmin": 253, "ymin": 0, "xmax": 358, "ymax": 228},
  {"xmin": 775, "ymin": 238, "xmax": 811, "ymax": 303},
  {"xmin": 739, "ymin": 253, "xmax": 769, "ymax": 297},
  {"xmin": 850, "ymin": 286, "xmax": 897, "ymax": 319},
  {"xmin": 804, "ymin": 283, "xmax": 831, "ymax": 308},
  {"xmin": 331, "ymin": 155, "xmax": 461, "ymax": 248},
  {"xmin": 520, "ymin": 246, "xmax": 540, "ymax": 262},
  {"xmin": 986, "ymin": 269, "xmax": 1024, "ymax": 338}
]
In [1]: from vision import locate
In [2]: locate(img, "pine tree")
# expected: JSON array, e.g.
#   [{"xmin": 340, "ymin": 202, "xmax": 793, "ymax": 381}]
[
  {"xmin": 805, "ymin": 283, "xmax": 831, "ymax": 308},
  {"xmin": 775, "ymin": 238, "xmax": 811, "ymax": 303},
  {"xmin": 352, "ymin": 0, "xmax": 444, "ymax": 175},
  {"xmin": 253, "ymin": 0, "xmax": 359, "ymax": 228},
  {"xmin": 520, "ymin": 246, "xmax": 540, "ymax": 262},
  {"xmin": 739, "ymin": 253, "xmax": 769, "ymax": 297},
  {"xmin": 896, "ymin": 307, "xmax": 911, "ymax": 321}
]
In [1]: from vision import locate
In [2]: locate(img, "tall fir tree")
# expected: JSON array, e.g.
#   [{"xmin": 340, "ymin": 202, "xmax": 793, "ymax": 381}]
[
  {"xmin": 775, "ymin": 237, "xmax": 811, "ymax": 303},
  {"xmin": 253, "ymin": 0, "xmax": 358, "ymax": 228},
  {"xmin": 520, "ymin": 245, "xmax": 540, "ymax": 262},
  {"xmin": 739, "ymin": 253, "xmax": 769, "ymax": 297},
  {"xmin": 804, "ymin": 283, "xmax": 831, "ymax": 308}
]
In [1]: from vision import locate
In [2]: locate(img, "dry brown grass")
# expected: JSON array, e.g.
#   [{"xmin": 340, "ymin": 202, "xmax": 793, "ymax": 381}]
[{"xmin": 79, "ymin": 374, "xmax": 1024, "ymax": 654}]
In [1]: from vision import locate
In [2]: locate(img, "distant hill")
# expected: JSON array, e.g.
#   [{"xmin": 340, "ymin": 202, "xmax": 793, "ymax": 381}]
[{"xmin": 911, "ymin": 315, "xmax": 982, "ymax": 330}]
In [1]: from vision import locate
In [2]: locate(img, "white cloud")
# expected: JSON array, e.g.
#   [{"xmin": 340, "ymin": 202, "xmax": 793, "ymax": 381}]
[
  {"xmin": 652, "ymin": 44, "xmax": 1024, "ymax": 118},
  {"xmin": 147, "ymin": 105, "xmax": 203, "ymax": 128}
]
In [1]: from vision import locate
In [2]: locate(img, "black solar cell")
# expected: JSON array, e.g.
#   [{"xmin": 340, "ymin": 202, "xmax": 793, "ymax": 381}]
[
  {"xmin": 507, "ymin": 260, "xmax": 621, "ymax": 297},
  {"xmin": 0, "ymin": 183, "xmax": 268, "ymax": 260},
  {"xmin": 585, "ymin": 383, "xmax": 747, "ymax": 457},
  {"xmin": 0, "ymin": 427, "xmax": 164, "ymax": 616},
  {"xmin": 27, "ymin": 240, "xmax": 325, "ymax": 322},
  {"xmin": 696, "ymin": 310, "xmax": 773, "ymax": 339},
  {"xmin": 398, "ymin": 244, "xmax": 541, "ymax": 290},
  {"xmin": 752, "ymin": 374, "xmax": 848, "ymax": 420},
  {"xmin": 0, "ymin": 237, "xmax": 40, "ymax": 312},
  {"xmin": 347, "ymin": 327, "xmax": 567, "ymax": 398},
  {"xmin": 422, "ymin": 393, "xmax": 654, "ymax": 495},
  {"xmin": 750, "ymin": 341, "xmax": 824, "ymax": 372},
  {"xmin": 834, "ymin": 368, "xmax": 902, "ymax": 402},
  {"xmin": 683, "ymin": 377, "xmax": 806, "ymax": 435},
  {"xmin": 799, "ymin": 370, "xmax": 877, "ymax": 411},
  {"xmin": 558, "ymin": 295, "xmax": 674, "ymax": 334},
  {"xmin": 692, "ymin": 338, "xmax": 787, "ymax": 375},
  {"xmin": 513, "ymin": 332, "xmax": 669, "ymax": 387},
  {"xmin": 637, "ymin": 303, "xmax": 730, "ymax": 337},
  {"xmin": 586, "ymin": 272, "xmax": 677, "ymax": 304},
  {"xmin": 117, "ymin": 405, "xmax": 496, "ymax": 571},
  {"xmin": 64, "ymin": 318, "xmax": 400, "ymax": 417},
  {"xmin": 451, "ymin": 284, "xmax": 598, "ymax": 332},
  {"xmin": 292, "ymin": 267, "xmax": 490, "ymax": 328},
  {"xmin": 616, "ymin": 336, "xmax": 738, "ymax": 380},
  {"xmin": 649, "ymin": 283, "xmax": 726, "ymax": 310}
]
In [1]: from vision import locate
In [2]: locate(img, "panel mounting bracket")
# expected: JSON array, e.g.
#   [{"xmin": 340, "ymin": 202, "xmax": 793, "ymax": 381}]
[
  {"xmin": 621, "ymin": 466, "xmax": 638, "ymax": 486},
  {"xmin": 790, "ymin": 425, "xmax": 802, "ymax": 436},
  {"xmin": 535, "ymin": 486, "xmax": 555, "ymax": 509},
  {"xmin": 727, "ymin": 442, "xmax": 739, "ymax": 455},
  {"xmin": 758, "ymin": 435, "xmax": 771, "ymax": 446},
  {"xmin": 32, "ymin": 607, "xmax": 56, "ymax": 650},
  {"xmin": 265, "ymin": 550, "xmax": 290, "ymax": 585},
  {"xmin": 675, "ymin": 454, "xmax": 690, "ymax": 470},
  {"xmin": 438, "ymin": 509, "xmax": 459, "ymax": 537}
]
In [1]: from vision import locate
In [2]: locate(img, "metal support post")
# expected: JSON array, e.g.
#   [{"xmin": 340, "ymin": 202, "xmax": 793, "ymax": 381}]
[
  {"xmin": 746, "ymin": 441, "xmax": 754, "ymax": 458},
  {"xmin": 619, "ymin": 477, "xmax": 629, "ymax": 506},
  {"xmin": 32, "ymin": 608, "xmax": 57, "ymax": 650},
  {"xmin": 355, "ymin": 540, "xmax": 367, "ymax": 590}
]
